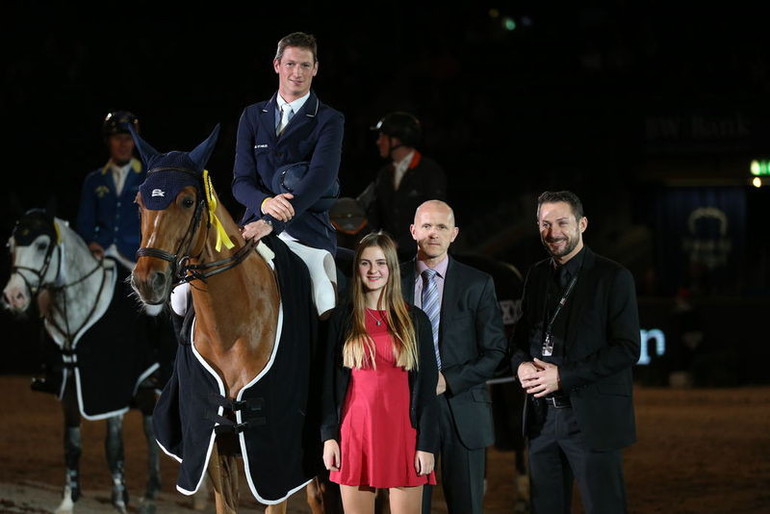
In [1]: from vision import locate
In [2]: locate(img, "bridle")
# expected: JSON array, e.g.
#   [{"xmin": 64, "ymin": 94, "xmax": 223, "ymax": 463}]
[
  {"xmin": 8, "ymin": 219, "xmax": 110, "ymax": 349},
  {"xmin": 135, "ymin": 167, "xmax": 256, "ymax": 293},
  {"xmin": 8, "ymin": 234, "xmax": 59, "ymax": 298}
]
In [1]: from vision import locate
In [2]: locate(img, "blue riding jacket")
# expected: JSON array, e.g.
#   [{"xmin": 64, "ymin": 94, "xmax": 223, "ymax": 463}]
[{"xmin": 76, "ymin": 157, "xmax": 145, "ymax": 262}]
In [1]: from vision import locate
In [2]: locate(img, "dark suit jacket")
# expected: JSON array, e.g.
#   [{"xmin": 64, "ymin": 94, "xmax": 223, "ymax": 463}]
[
  {"xmin": 510, "ymin": 246, "xmax": 641, "ymax": 451},
  {"xmin": 402, "ymin": 256, "xmax": 508, "ymax": 449},
  {"xmin": 319, "ymin": 302, "xmax": 440, "ymax": 454},
  {"xmin": 232, "ymin": 91, "xmax": 344, "ymax": 255}
]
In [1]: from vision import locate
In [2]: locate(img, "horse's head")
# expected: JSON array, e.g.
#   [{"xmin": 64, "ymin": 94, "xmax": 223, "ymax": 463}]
[
  {"xmin": 2, "ymin": 209, "xmax": 61, "ymax": 316},
  {"xmin": 130, "ymin": 124, "xmax": 222, "ymax": 307}
]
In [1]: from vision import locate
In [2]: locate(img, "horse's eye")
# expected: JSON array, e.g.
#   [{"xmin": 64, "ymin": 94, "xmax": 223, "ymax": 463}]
[
  {"xmin": 36, "ymin": 241, "xmax": 48, "ymax": 252},
  {"xmin": 182, "ymin": 197, "xmax": 196, "ymax": 209}
]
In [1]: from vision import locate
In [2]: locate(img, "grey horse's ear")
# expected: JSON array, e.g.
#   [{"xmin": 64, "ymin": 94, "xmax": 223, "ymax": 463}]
[
  {"xmin": 129, "ymin": 125, "xmax": 159, "ymax": 168},
  {"xmin": 189, "ymin": 124, "xmax": 221, "ymax": 172}
]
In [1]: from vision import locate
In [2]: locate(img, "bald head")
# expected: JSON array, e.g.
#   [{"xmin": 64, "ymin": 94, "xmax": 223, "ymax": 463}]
[
  {"xmin": 414, "ymin": 200, "xmax": 456, "ymax": 227},
  {"xmin": 411, "ymin": 200, "xmax": 459, "ymax": 265}
]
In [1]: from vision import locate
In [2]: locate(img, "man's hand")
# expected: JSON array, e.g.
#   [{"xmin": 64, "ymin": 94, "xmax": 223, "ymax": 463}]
[
  {"xmin": 436, "ymin": 371, "xmax": 447, "ymax": 395},
  {"xmin": 261, "ymin": 193, "xmax": 295, "ymax": 222},
  {"xmin": 518, "ymin": 358, "xmax": 561, "ymax": 397},
  {"xmin": 241, "ymin": 219, "xmax": 274, "ymax": 242},
  {"xmin": 415, "ymin": 450, "xmax": 435, "ymax": 476}
]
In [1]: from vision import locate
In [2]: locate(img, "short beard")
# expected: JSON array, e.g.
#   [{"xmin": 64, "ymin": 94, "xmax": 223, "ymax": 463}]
[{"xmin": 544, "ymin": 237, "xmax": 577, "ymax": 258}]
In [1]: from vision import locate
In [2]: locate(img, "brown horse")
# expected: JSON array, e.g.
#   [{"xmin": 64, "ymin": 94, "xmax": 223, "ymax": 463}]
[{"xmin": 128, "ymin": 125, "xmax": 336, "ymax": 514}]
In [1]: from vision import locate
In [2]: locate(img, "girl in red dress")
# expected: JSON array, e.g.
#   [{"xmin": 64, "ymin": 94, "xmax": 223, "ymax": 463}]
[{"xmin": 321, "ymin": 232, "xmax": 439, "ymax": 514}]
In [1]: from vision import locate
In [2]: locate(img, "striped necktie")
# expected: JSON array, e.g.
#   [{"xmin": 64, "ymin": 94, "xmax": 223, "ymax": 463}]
[
  {"xmin": 421, "ymin": 268, "xmax": 442, "ymax": 369},
  {"xmin": 277, "ymin": 104, "xmax": 293, "ymax": 135}
]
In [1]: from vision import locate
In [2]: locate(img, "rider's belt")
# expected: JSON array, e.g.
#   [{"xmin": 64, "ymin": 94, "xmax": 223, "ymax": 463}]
[{"xmin": 542, "ymin": 395, "xmax": 572, "ymax": 409}]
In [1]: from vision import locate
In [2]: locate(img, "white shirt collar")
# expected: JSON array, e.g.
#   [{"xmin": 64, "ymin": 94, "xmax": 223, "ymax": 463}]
[
  {"xmin": 393, "ymin": 150, "xmax": 414, "ymax": 189},
  {"xmin": 108, "ymin": 161, "xmax": 131, "ymax": 176},
  {"xmin": 394, "ymin": 150, "xmax": 414, "ymax": 171},
  {"xmin": 277, "ymin": 92, "xmax": 310, "ymax": 115}
]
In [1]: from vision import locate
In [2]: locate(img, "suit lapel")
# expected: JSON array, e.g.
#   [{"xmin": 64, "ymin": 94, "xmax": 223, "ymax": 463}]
[
  {"xmin": 565, "ymin": 247, "xmax": 595, "ymax": 350},
  {"xmin": 401, "ymin": 258, "xmax": 416, "ymax": 304},
  {"xmin": 441, "ymin": 258, "xmax": 461, "ymax": 325},
  {"xmin": 260, "ymin": 93, "xmax": 279, "ymax": 143},
  {"xmin": 278, "ymin": 92, "xmax": 319, "ymax": 139}
]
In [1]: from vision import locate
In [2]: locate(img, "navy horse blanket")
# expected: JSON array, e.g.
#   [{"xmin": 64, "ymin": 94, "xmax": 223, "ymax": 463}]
[
  {"xmin": 153, "ymin": 234, "xmax": 324, "ymax": 504},
  {"xmin": 43, "ymin": 262, "xmax": 159, "ymax": 419}
]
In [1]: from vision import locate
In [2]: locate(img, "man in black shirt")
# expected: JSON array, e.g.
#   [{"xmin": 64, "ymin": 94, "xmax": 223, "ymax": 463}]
[{"xmin": 511, "ymin": 190, "xmax": 641, "ymax": 513}]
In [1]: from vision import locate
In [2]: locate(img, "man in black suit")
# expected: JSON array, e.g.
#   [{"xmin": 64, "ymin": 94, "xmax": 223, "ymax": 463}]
[
  {"xmin": 401, "ymin": 199, "xmax": 508, "ymax": 514},
  {"xmin": 511, "ymin": 190, "xmax": 641, "ymax": 513}
]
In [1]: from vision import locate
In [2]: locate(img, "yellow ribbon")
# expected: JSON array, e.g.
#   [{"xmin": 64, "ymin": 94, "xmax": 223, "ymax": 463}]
[
  {"xmin": 54, "ymin": 220, "xmax": 62, "ymax": 244},
  {"xmin": 203, "ymin": 169, "xmax": 235, "ymax": 251}
]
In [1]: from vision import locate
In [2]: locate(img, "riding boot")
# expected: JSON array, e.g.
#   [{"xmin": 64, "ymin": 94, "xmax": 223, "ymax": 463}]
[
  {"xmin": 63, "ymin": 426, "xmax": 82, "ymax": 503},
  {"xmin": 143, "ymin": 415, "xmax": 162, "ymax": 499}
]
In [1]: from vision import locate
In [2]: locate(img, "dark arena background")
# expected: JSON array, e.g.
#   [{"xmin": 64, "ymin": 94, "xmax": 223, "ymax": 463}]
[{"xmin": 2, "ymin": 3, "xmax": 769, "ymax": 513}]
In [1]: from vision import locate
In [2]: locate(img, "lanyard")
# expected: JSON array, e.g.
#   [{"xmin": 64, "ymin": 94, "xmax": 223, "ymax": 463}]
[{"xmin": 542, "ymin": 271, "xmax": 580, "ymax": 357}]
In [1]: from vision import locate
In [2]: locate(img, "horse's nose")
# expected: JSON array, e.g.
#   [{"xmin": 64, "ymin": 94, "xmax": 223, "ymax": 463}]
[
  {"xmin": 147, "ymin": 270, "xmax": 167, "ymax": 291},
  {"xmin": 3, "ymin": 286, "xmax": 26, "ymax": 310},
  {"xmin": 131, "ymin": 268, "xmax": 171, "ymax": 305}
]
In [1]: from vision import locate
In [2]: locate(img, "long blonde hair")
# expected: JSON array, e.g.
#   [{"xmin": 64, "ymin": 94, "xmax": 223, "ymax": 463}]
[{"xmin": 343, "ymin": 232, "xmax": 419, "ymax": 370}]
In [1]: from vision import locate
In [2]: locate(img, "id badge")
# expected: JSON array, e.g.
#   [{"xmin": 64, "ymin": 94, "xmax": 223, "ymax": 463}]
[{"xmin": 542, "ymin": 333, "xmax": 554, "ymax": 357}]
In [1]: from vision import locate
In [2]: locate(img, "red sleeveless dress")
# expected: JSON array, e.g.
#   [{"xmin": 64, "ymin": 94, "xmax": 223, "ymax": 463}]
[{"xmin": 330, "ymin": 309, "xmax": 436, "ymax": 488}]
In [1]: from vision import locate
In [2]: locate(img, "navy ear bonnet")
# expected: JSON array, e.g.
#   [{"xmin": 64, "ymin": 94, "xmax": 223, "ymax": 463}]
[
  {"xmin": 13, "ymin": 209, "xmax": 57, "ymax": 246},
  {"xmin": 130, "ymin": 124, "xmax": 220, "ymax": 210},
  {"xmin": 138, "ymin": 151, "xmax": 204, "ymax": 210}
]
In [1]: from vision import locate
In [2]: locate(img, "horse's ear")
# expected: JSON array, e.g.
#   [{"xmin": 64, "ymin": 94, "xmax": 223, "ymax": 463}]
[
  {"xmin": 189, "ymin": 124, "xmax": 221, "ymax": 172},
  {"xmin": 129, "ymin": 125, "xmax": 160, "ymax": 167}
]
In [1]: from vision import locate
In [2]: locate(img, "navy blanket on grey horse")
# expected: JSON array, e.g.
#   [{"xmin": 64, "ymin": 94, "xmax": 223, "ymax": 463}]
[
  {"xmin": 48, "ymin": 264, "xmax": 159, "ymax": 418},
  {"xmin": 153, "ymin": 234, "xmax": 324, "ymax": 503}
]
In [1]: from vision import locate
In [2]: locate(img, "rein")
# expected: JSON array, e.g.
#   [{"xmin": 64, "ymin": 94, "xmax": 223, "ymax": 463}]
[{"xmin": 44, "ymin": 262, "xmax": 111, "ymax": 351}]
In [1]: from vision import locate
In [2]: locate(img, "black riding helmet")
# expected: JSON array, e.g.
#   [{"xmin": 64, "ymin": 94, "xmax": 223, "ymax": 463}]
[
  {"xmin": 371, "ymin": 111, "xmax": 421, "ymax": 148},
  {"xmin": 103, "ymin": 110, "xmax": 140, "ymax": 138}
]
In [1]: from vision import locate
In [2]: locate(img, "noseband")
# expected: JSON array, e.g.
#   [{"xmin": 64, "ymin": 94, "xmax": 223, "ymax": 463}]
[
  {"xmin": 8, "ymin": 219, "xmax": 110, "ymax": 347},
  {"xmin": 9, "ymin": 219, "xmax": 103, "ymax": 297}
]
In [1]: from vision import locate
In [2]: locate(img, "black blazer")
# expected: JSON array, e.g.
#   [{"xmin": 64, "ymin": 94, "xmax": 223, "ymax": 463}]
[
  {"xmin": 511, "ymin": 246, "xmax": 641, "ymax": 450},
  {"xmin": 319, "ymin": 303, "xmax": 440, "ymax": 454},
  {"xmin": 401, "ymin": 257, "xmax": 509, "ymax": 449}
]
